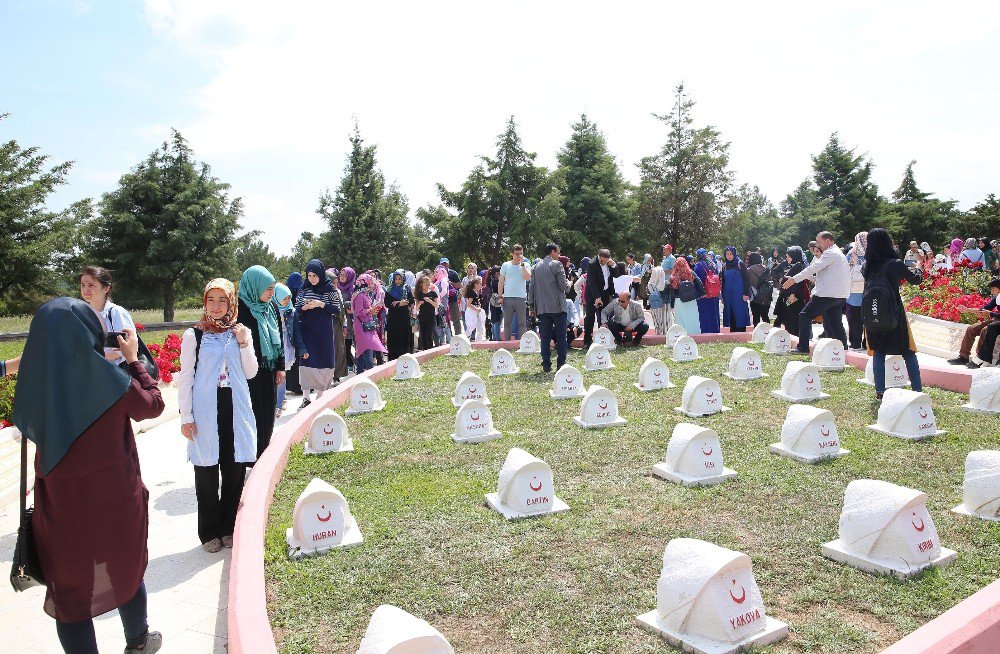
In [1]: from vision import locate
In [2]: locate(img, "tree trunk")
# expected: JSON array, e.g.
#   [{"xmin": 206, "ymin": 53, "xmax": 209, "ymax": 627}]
[{"xmin": 163, "ymin": 284, "xmax": 176, "ymax": 322}]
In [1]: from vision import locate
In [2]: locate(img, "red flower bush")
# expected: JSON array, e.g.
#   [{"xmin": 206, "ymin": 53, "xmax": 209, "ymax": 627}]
[
  {"xmin": 903, "ymin": 266, "xmax": 991, "ymax": 324},
  {"xmin": 148, "ymin": 334, "xmax": 183, "ymax": 383}
]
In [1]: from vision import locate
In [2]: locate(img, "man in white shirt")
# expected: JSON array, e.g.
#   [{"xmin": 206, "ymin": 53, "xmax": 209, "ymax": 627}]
[
  {"xmin": 498, "ymin": 244, "xmax": 532, "ymax": 341},
  {"xmin": 782, "ymin": 231, "xmax": 850, "ymax": 352}
]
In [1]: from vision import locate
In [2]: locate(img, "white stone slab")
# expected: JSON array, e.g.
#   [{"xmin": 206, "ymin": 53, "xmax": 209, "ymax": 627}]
[
  {"xmin": 763, "ymin": 328, "xmax": 792, "ymax": 355},
  {"xmin": 392, "ymin": 353, "xmax": 424, "ymax": 380},
  {"xmin": 856, "ymin": 354, "xmax": 911, "ymax": 387},
  {"xmin": 304, "ymin": 409, "xmax": 354, "ymax": 454},
  {"xmin": 594, "ymin": 325, "xmax": 617, "ymax": 350},
  {"xmin": 487, "ymin": 447, "xmax": 570, "ymax": 519},
  {"xmin": 672, "ymin": 335, "xmax": 702, "ymax": 362},
  {"xmin": 676, "ymin": 376, "xmax": 731, "ymax": 417},
  {"xmin": 285, "ymin": 478, "xmax": 363, "ymax": 558},
  {"xmin": 722, "ymin": 347, "xmax": 767, "ymax": 381},
  {"xmin": 770, "ymin": 361, "xmax": 830, "ymax": 402},
  {"xmin": 357, "ymin": 604, "xmax": 455, "ymax": 654},
  {"xmin": 573, "ymin": 385, "xmax": 628, "ymax": 428},
  {"xmin": 635, "ymin": 357, "xmax": 677, "ymax": 391},
  {"xmin": 451, "ymin": 399, "xmax": 502, "ymax": 444},
  {"xmin": 666, "ymin": 323, "xmax": 688, "ymax": 348},
  {"xmin": 653, "ymin": 423, "xmax": 737, "ymax": 486},
  {"xmin": 344, "ymin": 379, "xmax": 386, "ymax": 415},
  {"xmin": 516, "ymin": 330, "xmax": 541, "ymax": 354},
  {"xmin": 636, "ymin": 538, "xmax": 788, "ymax": 654},
  {"xmin": 452, "ymin": 371, "xmax": 491, "ymax": 407},
  {"xmin": 961, "ymin": 368, "xmax": 1000, "ymax": 414},
  {"xmin": 951, "ymin": 450, "xmax": 1000, "ymax": 521},
  {"xmin": 768, "ymin": 404, "xmax": 848, "ymax": 463},
  {"xmin": 489, "ymin": 348, "xmax": 520, "ymax": 376},
  {"xmin": 447, "ymin": 334, "xmax": 472, "ymax": 356},
  {"xmin": 550, "ymin": 364, "xmax": 586, "ymax": 399},
  {"xmin": 584, "ymin": 343, "xmax": 614, "ymax": 371},
  {"xmin": 750, "ymin": 321, "xmax": 772, "ymax": 344},
  {"xmin": 867, "ymin": 388, "xmax": 946, "ymax": 440},
  {"xmin": 822, "ymin": 479, "xmax": 957, "ymax": 578},
  {"xmin": 812, "ymin": 338, "xmax": 846, "ymax": 371}
]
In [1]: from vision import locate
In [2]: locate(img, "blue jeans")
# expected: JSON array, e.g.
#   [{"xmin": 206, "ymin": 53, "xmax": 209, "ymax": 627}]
[
  {"xmin": 538, "ymin": 312, "xmax": 568, "ymax": 371},
  {"xmin": 57, "ymin": 582, "xmax": 148, "ymax": 653},
  {"xmin": 873, "ymin": 350, "xmax": 922, "ymax": 394},
  {"xmin": 797, "ymin": 296, "xmax": 847, "ymax": 352},
  {"xmin": 355, "ymin": 349, "xmax": 374, "ymax": 374},
  {"xmin": 491, "ymin": 319, "xmax": 502, "ymax": 341},
  {"xmin": 276, "ymin": 379, "xmax": 286, "ymax": 413}
]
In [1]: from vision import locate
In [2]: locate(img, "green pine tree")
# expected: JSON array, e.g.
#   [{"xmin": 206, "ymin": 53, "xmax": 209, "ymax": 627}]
[
  {"xmin": 811, "ymin": 133, "xmax": 880, "ymax": 240},
  {"xmin": 892, "ymin": 160, "xmax": 930, "ymax": 203},
  {"xmin": 883, "ymin": 161, "xmax": 956, "ymax": 246},
  {"xmin": 779, "ymin": 179, "xmax": 840, "ymax": 247}
]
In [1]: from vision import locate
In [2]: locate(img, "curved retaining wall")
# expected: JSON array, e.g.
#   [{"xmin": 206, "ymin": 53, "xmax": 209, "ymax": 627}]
[{"xmin": 227, "ymin": 336, "xmax": 990, "ymax": 654}]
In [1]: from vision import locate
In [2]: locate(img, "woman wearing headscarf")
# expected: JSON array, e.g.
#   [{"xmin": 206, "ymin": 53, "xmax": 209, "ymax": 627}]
[
  {"xmin": 283, "ymin": 273, "xmax": 304, "ymax": 395},
  {"xmin": 433, "ymin": 265, "xmax": 452, "ymax": 345},
  {"xmin": 353, "ymin": 273, "xmax": 388, "ymax": 373},
  {"xmin": 177, "ymin": 279, "xmax": 258, "ymax": 553},
  {"xmin": 773, "ymin": 246, "xmax": 807, "ymax": 335},
  {"xmin": 295, "ymin": 259, "xmax": 341, "ymax": 408},
  {"xmin": 324, "ymin": 268, "xmax": 347, "ymax": 382},
  {"xmin": 273, "ymin": 283, "xmax": 296, "ymax": 416},
  {"xmin": 670, "ymin": 257, "xmax": 703, "ymax": 334},
  {"xmin": 693, "ymin": 248, "xmax": 721, "ymax": 333},
  {"xmin": 845, "ymin": 232, "xmax": 867, "ymax": 350},
  {"xmin": 237, "ymin": 265, "xmax": 284, "ymax": 459},
  {"xmin": 647, "ymin": 265, "xmax": 670, "ymax": 335},
  {"xmin": 14, "ymin": 298, "xmax": 165, "ymax": 653},
  {"xmin": 978, "ymin": 237, "xmax": 998, "ymax": 273},
  {"xmin": 960, "ymin": 237, "xmax": 984, "ymax": 264},
  {"xmin": 337, "ymin": 267, "xmax": 357, "ymax": 374},
  {"xmin": 720, "ymin": 246, "xmax": 751, "ymax": 333},
  {"xmin": 947, "ymin": 238, "xmax": 964, "ymax": 269},
  {"xmin": 386, "ymin": 270, "xmax": 414, "ymax": 360},
  {"xmin": 745, "ymin": 252, "xmax": 769, "ymax": 326},
  {"xmin": 484, "ymin": 265, "xmax": 503, "ymax": 341}
]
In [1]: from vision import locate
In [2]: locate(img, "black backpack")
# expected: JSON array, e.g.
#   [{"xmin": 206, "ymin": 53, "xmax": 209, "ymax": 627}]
[
  {"xmin": 751, "ymin": 275, "xmax": 774, "ymax": 306},
  {"xmin": 678, "ymin": 279, "xmax": 697, "ymax": 303},
  {"xmin": 862, "ymin": 260, "xmax": 899, "ymax": 334}
]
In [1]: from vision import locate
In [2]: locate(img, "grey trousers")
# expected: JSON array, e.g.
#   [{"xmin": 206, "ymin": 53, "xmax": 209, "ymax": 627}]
[{"xmin": 502, "ymin": 297, "xmax": 527, "ymax": 341}]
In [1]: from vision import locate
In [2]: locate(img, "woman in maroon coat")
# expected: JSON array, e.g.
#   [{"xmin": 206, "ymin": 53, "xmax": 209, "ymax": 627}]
[{"xmin": 13, "ymin": 298, "xmax": 165, "ymax": 653}]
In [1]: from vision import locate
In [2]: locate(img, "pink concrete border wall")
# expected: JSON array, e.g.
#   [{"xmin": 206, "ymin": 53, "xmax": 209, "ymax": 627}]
[{"xmin": 228, "ymin": 337, "xmax": 986, "ymax": 654}]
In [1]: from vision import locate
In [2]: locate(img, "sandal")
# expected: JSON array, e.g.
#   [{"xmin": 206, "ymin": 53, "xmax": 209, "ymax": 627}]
[
  {"xmin": 124, "ymin": 630, "xmax": 162, "ymax": 654},
  {"xmin": 202, "ymin": 538, "xmax": 223, "ymax": 553}
]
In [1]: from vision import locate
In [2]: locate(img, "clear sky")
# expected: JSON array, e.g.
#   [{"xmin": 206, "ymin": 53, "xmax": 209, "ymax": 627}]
[{"xmin": 3, "ymin": 0, "xmax": 999, "ymax": 256}]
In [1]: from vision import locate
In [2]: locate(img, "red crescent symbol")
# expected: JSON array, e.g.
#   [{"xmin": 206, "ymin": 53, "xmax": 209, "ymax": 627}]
[
  {"xmin": 912, "ymin": 515, "xmax": 925, "ymax": 532},
  {"xmin": 565, "ymin": 377, "xmax": 574, "ymax": 384},
  {"xmin": 833, "ymin": 349, "xmax": 841, "ymax": 356},
  {"xmin": 529, "ymin": 480, "xmax": 543, "ymax": 492},
  {"xmin": 918, "ymin": 409, "xmax": 928, "ymax": 419},
  {"xmin": 598, "ymin": 401, "xmax": 609, "ymax": 410},
  {"xmin": 359, "ymin": 393, "xmax": 368, "ymax": 399},
  {"xmin": 702, "ymin": 446, "xmax": 713, "ymax": 456},
  {"xmin": 317, "ymin": 508, "xmax": 332, "ymax": 523},
  {"xmin": 470, "ymin": 412, "xmax": 480, "ymax": 421},
  {"xmin": 323, "ymin": 426, "xmax": 334, "ymax": 435},
  {"xmin": 729, "ymin": 582, "xmax": 747, "ymax": 604},
  {"xmin": 805, "ymin": 376, "xmax": 815, "ymax": 384},
  {"xmin": 893, "ymin": 364, "xmax": 901, "ymax": 371},
  {"xmin": 820, "ymin": 428, "xmax": 830, "ymax": 437},
  {"xmin": 653, "ymin": 371, "xmax": 661, "ymax": 377},
  {"xmin": 468, "ymin": 387, "xmax": 477, "ymax": 394},
  {"xmin": 705, "ymin": 391, "xmax": 714, "ymax": 398}
]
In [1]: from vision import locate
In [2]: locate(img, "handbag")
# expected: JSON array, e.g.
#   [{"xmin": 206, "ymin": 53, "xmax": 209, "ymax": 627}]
[{"xmin": 10, "ymin": 433, "xmax": 45, "ymax": 591}]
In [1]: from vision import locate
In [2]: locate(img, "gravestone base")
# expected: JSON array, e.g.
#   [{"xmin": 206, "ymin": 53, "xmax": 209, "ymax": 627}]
[
  {"xmin": 489, "ymin": 368, "xmax": 520, "ymax": 377},
  {"xmin": 285, "ymin": 515, "xmax": 363, "ymax": 560},
  {"xmin": 721, "ymin": 372, "xmax": 768, "ymax": 381},
  {"xmin": 345, "ymin": 401, "xmax": 386, "ymax": 416},
  {"xmin": 304, "ymin": 440, "xmax": 354, "ymax": 455},
  {"xmin": 484, "ymin": 492, "xmax": 570, "ymax": 520},
  {"xmin": 393, "ymin": 372, "xmax": 425, "ymax": 380},
  {"xmin": 768, "ymin": 442, "xmax": 849, "ymax": 464},
  {"xmin": 573, "ymin": 416, "xmax": 628, "ymax": 429},
  {"xmin": 857, "ymin": 378, "xmax": 910, "ymax": 388},
  {"xmin": 670, "ymin": 355, "xmax": 703, "ymax": 363},
  {"xmin": 820, "ymin": 539, "xmax": 957, "ymax": 579},
  {"xmin": 635, "ymin": 610, "xmax": 789, "ymax": 654},
  {"xmin": 960, "ymin": 402, "xmax": 1000, "ymax": 415},
  {"xmin": 633, "ymin": 381, "xmax": 677, "ymax": 392},
  {"xmin": 951, "ymin": 503, "xmax": 1000, "ymax": 522},
  {"xmin": 451, "ymin": 429, "xmax": 502, "ymax": 445},
  {"xmin": 652, "ymin": 463, "xmax": 737, "ymax": 487},
  {"xmin": 770, "ymin": 390, "xmax": 830, "ymax": 403},
  {"xmin": 584, "ymin": 363, "xmax": 615, "ymax": 372},
  {"xmin": 815, "ymin": 365, "xmax": 845, "ymax": 372},
  {"xmin": 453, "ymin": 397, "xmax": 491, "ymax": 407},
  {"xmin": 674, "ymin": 406, "xmax": 731, "ymax": 418},
  {"xmin": 866, "ymin": 424, "xmax": 946, "ymax": 441},
  {"xmin": 549, "ymin": 389, "xmax": 586, "ymax": 400}
]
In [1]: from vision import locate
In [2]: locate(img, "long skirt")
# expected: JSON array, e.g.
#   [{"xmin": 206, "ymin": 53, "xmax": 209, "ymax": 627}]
[
  {"xmin": 334, "ymin": 322, "xmax": 347, "ymax": 379},
  {"xmin": 697, "ymin": 297, "xmax": 721, "ymax": 333},
  {"xmin": 300, "ymin": 365, "xmax": 335, "ymax": 397},
  {"xmin": 650, "ymin": 306, "xmax": 670, "ymax": 335},
  {"xmin": 674, "ymin": 299, "xmax": 702, "ymax": 334}
]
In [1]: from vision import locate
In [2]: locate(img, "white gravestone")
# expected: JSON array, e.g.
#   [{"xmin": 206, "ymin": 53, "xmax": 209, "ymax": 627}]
[
  {"xmin": 392, "ymin": 353, "xmax": 424, "ymax": 380},
  {"xmin": 672, "ymin": 335, "xmax": 702, "ymax": 362},
  {"xmin": 769, "ymin": 404, "xmax": 849, "ymax": 463},
  {"xmin": 952, "ymin": 450, "xmax": 1000, "ymax": 521},
  {"xmin": 722, "ymin": 347, "xmax": 767, "ymax": 381},
  {"xmin": 285, "ymin": 478, "xmax": 362, "ymax": 558},
  {"xmin": 822, "ymin": 479, "xmax": 957, "ymax": 578},
  {"xmin": 304, "ymin": 409, "xmax": 353, "ymax": 454},
  {"xmin": 584, "ymin": 343, "xmax": 615, "ymax": 371},
  {"xmin": 447, "ymin": 334, "xmax": 472, "ymax": 356},
  {"xmin": 636, "ymin": 538, "xmax": 789, "ymax": 654},
  {"xmin": 653, "ymin": 423, "xmax": 737, "ymax": 487},
  {"xmin": 550, "ymin": 364, "xmax": 586, "ymax": 399},
  {"xmin": 451, "ymin": 399, "xmax": 502, "ymax": 444},
  {"xmin": 676, "ymin": 376, "xmax": 731, "ymax": 418},
  {"xmin": 867, "ymin": 388, "xmax": 946, "ymax": 440},
  {"xmin": 489, "ymin": 348, "xmax": 520, "ymax": 376},
  {"xmin": 635, "ymin": 357, "xmax": 677, "ymax": 392},
  {"xmin": 356, "ymin": 604, "xmax": 455, "ymax": 654},
  {"xmin": 517, "ymin": 330, "xmax": 541, "ymax": 354},
  {"xmin": 763, "ymin": 328, "xmax": 792, "ymax": 355},
  {"xmin": 485, "ymin": 447, "xmax": 570, "ymax": 520},
  {"xmin": 770, "ymin": 361, "xmax": 830, "ymax": 402},
  {"xmin": 857, "ymin": 355, "xmax": 910, "ymax": 388},
  {"xmin": 666, "ymin": 323, "xmax": 688, "ymax": 348},
  {"xmin": 812, "ymin": 338, "xmax": 846, "ymax": 371},
  {"xmin": 594, "ymin": 325, "xmax": 617, "ymax": 350},
  {"xmin": 962, "ymin": 368, "xmax": 1000, "ymax": 414},
  {"xmin": 452, "ymin": 371, "xmax": 491, "ymax": 407},
  {"xmin": 574, "ymin": 385, "xmax": 628, "ymax": 428},
  {"xmin": 345, "ymin": 379, "xmax": 386, "ymax": 415},
  {"xmin": 750, "ymin": 321, "xmax": 772, "ymax": 344}
]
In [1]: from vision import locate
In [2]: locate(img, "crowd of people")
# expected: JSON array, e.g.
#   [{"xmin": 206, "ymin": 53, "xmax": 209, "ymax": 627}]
[{"xmin": 5, "ymin": 228, "xmax": 999, "ymax": 654}]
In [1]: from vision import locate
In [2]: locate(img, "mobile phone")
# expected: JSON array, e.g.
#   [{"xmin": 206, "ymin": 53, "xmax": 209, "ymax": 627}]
[{"xmin": 105, "ymin": 331, "xmax": 126, "ymax": 348}]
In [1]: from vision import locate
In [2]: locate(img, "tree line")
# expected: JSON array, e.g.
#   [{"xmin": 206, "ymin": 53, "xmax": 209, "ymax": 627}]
[{"xmin": 2, "ymin": 86, "xmax": 997, "ymax": 319}]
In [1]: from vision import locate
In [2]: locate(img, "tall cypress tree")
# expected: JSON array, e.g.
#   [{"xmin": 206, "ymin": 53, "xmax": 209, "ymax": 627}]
[
  {"xmin": 810, "ymin": 133, "xmax": 880, "ymax": 240},
  {"xmin": 884, "ymin": 160, "xmax": 956, "ymax": 246},
  {"xmin": 892, "ymin": 160, "xmax": 930, "ymax": 203}
]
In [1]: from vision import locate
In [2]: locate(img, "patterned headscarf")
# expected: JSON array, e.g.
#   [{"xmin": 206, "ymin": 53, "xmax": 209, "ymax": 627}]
[
  {"xmin": 195, "ymin": 278, "xmax": 238, "ymax": 334},
  {"xmin": 950, "ymin": 238, "xmax": 964, "ymax": 256},
  {"xmin": 854, "ymin": 232, "xmax": 868, "ymax": 257},
  {"xmin": 670, "ymin": 257, "xmax": 694, "ymax": 289}
]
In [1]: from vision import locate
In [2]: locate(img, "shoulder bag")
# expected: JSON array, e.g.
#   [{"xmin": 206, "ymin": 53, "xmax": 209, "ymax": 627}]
[{"xmin": 10, "ymin": 434, "xmax": 45, "ymax": 591}]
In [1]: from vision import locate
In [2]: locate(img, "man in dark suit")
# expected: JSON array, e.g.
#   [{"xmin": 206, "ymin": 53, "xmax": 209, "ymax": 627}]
[{"xmin": 583, "ymin": 248, "xmax": 618, "ymax": 347}]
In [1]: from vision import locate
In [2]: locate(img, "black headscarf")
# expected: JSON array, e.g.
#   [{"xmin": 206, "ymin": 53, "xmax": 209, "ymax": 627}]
[
  {"xmin": 786, "ymin": 246, "xmax": 805, "ymax": 265},
  {"xmin": 13, "ymin": 297, "xmax": 132, "ymax": 475},
  {"xmin": 303, "ymin": 259, "xmax": 334, "ymax": 294}
]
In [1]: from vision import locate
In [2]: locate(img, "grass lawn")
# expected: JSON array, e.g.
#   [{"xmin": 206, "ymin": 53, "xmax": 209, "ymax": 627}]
[{"xmin": 264, "ymin": 343, "xmax": 1000, "ymax": 654}]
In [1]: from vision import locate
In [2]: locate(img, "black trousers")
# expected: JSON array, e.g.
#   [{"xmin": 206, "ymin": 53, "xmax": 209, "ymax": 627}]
[
  {"xmin": 977, "ymin": 321, "xmax": 1000, "ymax": 363},
  {"xmin": 583, "ymin": 295, "xmax": 610, "ymax": 345},
  {"xmin": 750, "ymin": 302, "xmax": 768, "ymax": 326},
  {"xmin": 193, "ymin": 388, "xmax": 246, "ymax": 544},
  {"xmin": 418, "ymin": 320, "xmax": 435, "ymax": 351},
  {"xmin": 845, "ymin": 303, "xmax": 865, "ymax": 349}
]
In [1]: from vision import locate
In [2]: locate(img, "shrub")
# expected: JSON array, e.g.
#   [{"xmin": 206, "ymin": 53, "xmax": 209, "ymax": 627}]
[{"xmin": 902, "ymin": 262, "xmax": 991, "ymax": 324}]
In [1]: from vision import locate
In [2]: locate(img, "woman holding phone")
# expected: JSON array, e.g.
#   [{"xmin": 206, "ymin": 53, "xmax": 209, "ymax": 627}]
[{"xmin": 78, "ymin": 266, "xmax": 137, "ymax": 367}]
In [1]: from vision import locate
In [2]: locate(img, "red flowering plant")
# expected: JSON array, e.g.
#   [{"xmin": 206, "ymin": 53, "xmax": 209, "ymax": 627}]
[
  {"xmin": 148, "ymin": 333, "xmax": 183, "ymax": 383},
  {"xmin": 902, "ymin": 263, "xmax": 991, "ymax": 324}
]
